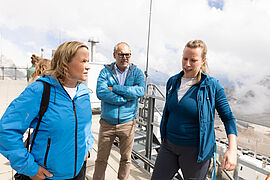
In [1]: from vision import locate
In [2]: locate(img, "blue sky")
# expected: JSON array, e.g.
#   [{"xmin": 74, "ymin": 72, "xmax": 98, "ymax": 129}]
[{"xmin": 208, "ymin": 0, "xmax": 224, "ymax": 10}]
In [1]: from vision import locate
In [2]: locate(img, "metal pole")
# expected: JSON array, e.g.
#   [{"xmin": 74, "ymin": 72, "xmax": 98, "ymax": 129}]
[
  {"xmin": 145, "ymin": 0, "xmax": 153, "ymax": 86},
  {"xmin": 2, "ymin": 66, "xmax": 4, "ymax": 80},
  {"xmin": 91, "ymin": 43, "xmax": 94, "ymax": 62},
  {"xmin": 88, "ymin": 38, "xmax": 99, "ymax": 62},
  {"xmin": 145, "ymin": 96, "xmax": 155, "ymax": 171},
  {"xmin": 14, "ymin": 67, "xmax": 17, "ymax": 80},
  {"xmin": 41, "ymin": 48, "xmax": 44, "ymax": 58},
  {"xmin": 233, "ymin": 165, "xmax": 239, "ymax": 180}
]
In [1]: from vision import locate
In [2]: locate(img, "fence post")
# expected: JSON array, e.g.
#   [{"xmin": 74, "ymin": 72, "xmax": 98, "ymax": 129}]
[
  {"xmin": 14, "ymin": 67, "xmax": 17, "ymax": 80},
  {"xmin": 1, "ymin": 66, "xmax": 4, "ymax": 80}
]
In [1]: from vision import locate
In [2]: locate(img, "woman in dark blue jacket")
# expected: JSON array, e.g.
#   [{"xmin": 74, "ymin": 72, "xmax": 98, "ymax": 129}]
[
  {"xmin": 0, "ymin": 41, "xmax": 94, "ymax": 180},
  {"xmin": 152, "ymin": 40, "xmax": 237, "ymax": 180}
]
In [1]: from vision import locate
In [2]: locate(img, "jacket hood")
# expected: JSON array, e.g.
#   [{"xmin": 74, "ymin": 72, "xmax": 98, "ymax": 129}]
[{"xmin": 36, "ymin": 75, "xmax": 58, "ymax": 86}]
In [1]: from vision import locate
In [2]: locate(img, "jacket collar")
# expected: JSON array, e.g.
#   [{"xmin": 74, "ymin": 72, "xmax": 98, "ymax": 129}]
[
  {"xmin": 199, "ymin": 72, "xmax": 209, "ymax": 87},
  {"xmin": 37, "ymin": 75, "xmax": 89, "ymax": 98},
  {"xmin": 174, "ymin": 70, "xmax": 209, "ymax": 86},
  {"xmin": 105, "ymin": 62, "xmax": 135, "ymax": 75}
]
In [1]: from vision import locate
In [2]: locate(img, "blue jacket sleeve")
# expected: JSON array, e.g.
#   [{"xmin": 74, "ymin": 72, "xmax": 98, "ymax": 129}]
[
  {"xmin": 85, "ymin": 95, "xmax": 94, "ymax": 156},
  {"xmin": 215, "ymin": 82, "xmax": 238, "ymax": 136},
  {"xmin": 0, "ymin": 82, "xmax": 43, "ymax": 177},
  {"xmin": 96, "ymin": 68, "xmax": 127, "ymax": 105},
  {"xmin": 112, "ymin": 68, "xmax": 145, "ymax": 100},
  {"xmin": 86, "ymin": 119, "xmax": 94, "ymax": 157}
]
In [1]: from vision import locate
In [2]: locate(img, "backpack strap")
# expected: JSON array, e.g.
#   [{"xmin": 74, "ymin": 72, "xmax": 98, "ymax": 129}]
[
  {"xmin": 25, "ymin": 128, "xmax": 31, "ymax": 152},
  {"xmin": 29, "ymin": 81, "xmax": 51, "ymax": 152}
]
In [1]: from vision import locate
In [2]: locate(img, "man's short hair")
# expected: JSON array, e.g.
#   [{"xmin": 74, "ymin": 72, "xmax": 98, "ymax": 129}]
[{"xmin": 113, "ymin": 42, "xmax": 130, "ymax": 53}]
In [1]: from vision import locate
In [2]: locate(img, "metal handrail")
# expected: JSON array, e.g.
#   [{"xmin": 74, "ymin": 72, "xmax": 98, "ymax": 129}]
[
  {"xmin": 147, "ymin": 83, "xmax": 165, "ymax": 98},
  {"xmin": 238, "ymin": 158, "xmax": 270, "ymax": 176},
  {"xmin": 216, "ymin": 160, "xmax": 234, "ymax": 180},
  {"xmin": 154, "ymin": 106, "xmax": 162, "ymax": 116},
  {"xmin": 236, "ymin": 117, "xmax": 270, "ymax": 128},
  {"xmin": 0, "ymin": 66, "xmax": 27, "ymax": 80},
  {"xmin": 132, "ymin": 150, "xmax": 155, "ymax": 169}
]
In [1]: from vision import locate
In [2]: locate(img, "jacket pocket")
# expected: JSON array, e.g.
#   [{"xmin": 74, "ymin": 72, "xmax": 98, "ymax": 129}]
[{"xmin": 44, "ymin": 138, "xmax": 51, "ymax": 167}]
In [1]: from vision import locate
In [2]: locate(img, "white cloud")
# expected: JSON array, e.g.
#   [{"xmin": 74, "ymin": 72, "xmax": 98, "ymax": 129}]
[
  {"xmin": 23, "ymin": 41, "xmax": 37, "ymax": 48},
  {"xmin": 0, "ymin": 0, "xmax": 270, "ymax": 117},
  {"xmin": 1, "ymin": 38, "xmax": 29, "ymax": 67},
  {"xmin": 0, "ymin": 0, "xmax": 269, "ymax": 78}
]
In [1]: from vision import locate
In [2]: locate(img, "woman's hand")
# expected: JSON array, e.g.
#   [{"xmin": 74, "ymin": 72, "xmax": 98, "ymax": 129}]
[
  {"xmin": 220, "ymin": 148, "xmax": 237, "ymax": 171},
  {"xmin": 220, "ymin": 134, "xmax": 237, "ymax": 171},
  {"xmin": 30, "ymin": 166, "xmax": 53, "ymax": 180}
]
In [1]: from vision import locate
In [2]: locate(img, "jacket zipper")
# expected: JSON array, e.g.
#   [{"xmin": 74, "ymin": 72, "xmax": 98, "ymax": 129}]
[
  {"xmin": 72, "ymin": 100, "xmax": 78, "ymax": 177},
  {"xmin": 59, "ymin": 83, "xmax": 79, "ymax": 177},
  {"xmin": 44, "ymin": 138, "xmax": 51, "ymax": 167}
]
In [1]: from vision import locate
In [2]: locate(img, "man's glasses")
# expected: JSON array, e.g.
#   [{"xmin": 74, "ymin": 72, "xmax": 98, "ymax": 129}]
[{"xmin": 118, "ymin": 53, "xmax": 131, "ymax": 58}]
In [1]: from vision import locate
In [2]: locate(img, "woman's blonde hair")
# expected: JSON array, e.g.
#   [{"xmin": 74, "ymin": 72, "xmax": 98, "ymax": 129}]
[
  {"xmin": 45, "ymin": 41, "xmax": 88, "ymax": 84},
  {"xmin": 30, "ymin": 58, "xmax": 51, "ymax": 80},
  {"xmin": 185, "ymin": 40, "xmax": 209, "ymax": 83}
]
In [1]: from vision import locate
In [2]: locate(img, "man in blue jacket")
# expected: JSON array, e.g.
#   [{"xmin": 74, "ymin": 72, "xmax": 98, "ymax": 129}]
[{"xmin": 93, "ymin": 42, "xmax": 145, "ymax": 180}]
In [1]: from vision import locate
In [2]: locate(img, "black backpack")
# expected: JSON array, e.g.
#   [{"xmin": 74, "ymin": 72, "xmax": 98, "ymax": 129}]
[{"xmin": 14, "ymin": 81, "xmax": 51, "ymax": 180}]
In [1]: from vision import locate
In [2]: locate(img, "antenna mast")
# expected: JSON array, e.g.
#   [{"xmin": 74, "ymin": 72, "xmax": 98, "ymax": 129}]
[{"xmin": 145, "ymin": 0, "xmax": 153, "ymax": 84}]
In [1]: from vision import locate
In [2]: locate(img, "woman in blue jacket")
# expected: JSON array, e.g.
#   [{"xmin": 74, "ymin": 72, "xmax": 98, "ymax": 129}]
[
  {"xmin": 0, "ymin": 41, "xmax": 94, "ymax": 180},
  {"xmin": 152, "ymin": 40, "xmax": 237, "ymax": 180}
]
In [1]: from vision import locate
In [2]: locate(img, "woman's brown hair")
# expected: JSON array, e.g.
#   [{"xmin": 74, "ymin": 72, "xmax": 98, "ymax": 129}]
[{"xmin": 45, "ymin": 41, "xmax": 88, "ymax": 84}]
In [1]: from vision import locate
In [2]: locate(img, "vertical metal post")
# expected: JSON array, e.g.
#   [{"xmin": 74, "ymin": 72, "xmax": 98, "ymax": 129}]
[
  {"xmin": 91, "ymin": 42, "xmax": 94, "ymax": 62},
  {"xmin": 41, "ymin": 48, "xmax": 44, "ymax": 58},
  {"xmin": 14, "ymin": 67, "xmax": 17, "ymax": 80},
  {"xmin": 2, "ymin": 66, "xmax": 4, "ymax": 80},
  {"xmin": 88, "ymin": 38, "xmax": 99, "ymax": 62},
  {"xmin": 145, "ymin": 96, "xmax": 155, "ymax": 171},
  {"xmin": 233, "ymin": 162, "xmax": 239, "ymax": 180}
]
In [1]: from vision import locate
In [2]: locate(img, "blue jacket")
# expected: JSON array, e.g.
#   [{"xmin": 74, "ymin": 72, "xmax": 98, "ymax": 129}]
[
  {"xmin": 160, "ymin": 71, "xmax": 237, "ymax": 162},
  {"xmin": 0, "ymin": 76, "xmax": 94, "ymax": 179},
  {"xmin": 96, "ymin": 62, "xmax": 145, "ymax": 124}
]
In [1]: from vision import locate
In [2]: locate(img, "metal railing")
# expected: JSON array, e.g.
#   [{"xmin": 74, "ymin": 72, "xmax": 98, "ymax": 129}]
[{"xmin": 0, "ymin": 66, "xmax": 27, "ymax": 80}]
